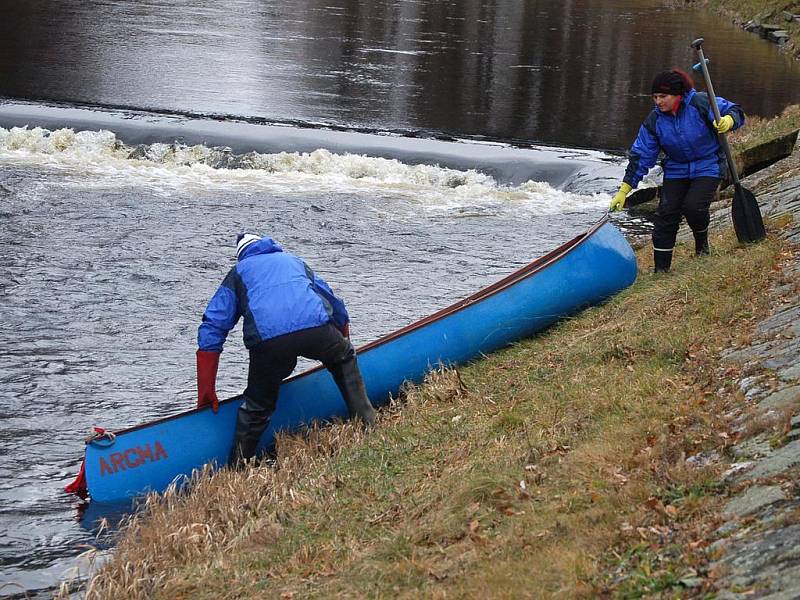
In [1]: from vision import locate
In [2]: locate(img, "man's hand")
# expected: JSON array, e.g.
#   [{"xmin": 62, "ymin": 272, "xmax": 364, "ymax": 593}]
[
  {"xmin": 339, "ymin": 322, "xmax": 350, "ymax": 339},
  {"xmin": 196, "ymin": 350, "xmax": 221, "ymax": 413}
]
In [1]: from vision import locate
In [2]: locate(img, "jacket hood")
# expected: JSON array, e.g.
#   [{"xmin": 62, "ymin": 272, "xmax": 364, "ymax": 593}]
[{"xmin": 238, "ymin": 237, "xmax": 283, "ymax": 260}]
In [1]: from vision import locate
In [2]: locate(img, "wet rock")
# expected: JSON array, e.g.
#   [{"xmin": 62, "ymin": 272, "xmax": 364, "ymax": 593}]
[
  {"xmin": 755, "ymin": 306, "xmax": 800, "ymax": 336},
  {"xmin": 714, "ymin": 520, "xmax": 742, "ymax": 538},
  {"xmin": 757, "ymin": 24, "xmax": 786, "ymax": 39},
  {"xmin": 710, "ymin": 523, "xmax": 800, "ymax": 596},
  {"xmin": 722, "ymin": 485, "xmax": 787, "ymax": 518},
  {"xmin": 757, "ymin": 385, "xmax": 800, "ymax": 412},
  {"xmin": 723, "ymin": 336, "xmax": 800, "ymax": 368},
  {"xmin": 731, "ymin": 434, "xmax": 773, "ymax": 460},
  {"xmin": 727, "ymin": 332, "xmax": 800, "ymax": 370},
  {"xmin": 738, "ymin": 439, "xmax": 800, "ymax": 481},
  {"xmin": 764, "ymin": 339, "xmax": 800, "ymax": 369},
  {"xmin": 769, "ymin": 30, "xmax": 791, "ymax": 45},
  {"xmin": 738, "ymin": 375, "xmax": 762, "ymax": 393},
  {"xmin": 687, "ymin": 449, "xmax": 721, "ymax": 467},
  {"xmin": 744, "ymin": 20, "xmax": 761, "ymax": 33},
  {"xmin": 723, "ymin": 461, "xmax": 755, "ymax": 479},
  {"xmin": 735, "ymin": 375, "xmax": 773, "ymax": 402}
]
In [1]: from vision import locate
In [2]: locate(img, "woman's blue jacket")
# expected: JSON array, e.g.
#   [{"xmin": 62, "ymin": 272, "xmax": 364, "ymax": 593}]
[
  {"xmin": 623, "ymin": 89, "xmax": 744, "ymax": 188},
  {"xmin": 197, "ymin": 238, "xmax": 349, "ymax": 352}
]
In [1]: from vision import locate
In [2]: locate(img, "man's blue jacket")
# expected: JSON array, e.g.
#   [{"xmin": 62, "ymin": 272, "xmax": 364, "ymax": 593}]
[
  {"xmin": 623, "ymin": 89, "xmax": 745, "ymax": 188},
  {"xmin": 197, "ymin": 238, "xmax": 349, "ymax": 352}
]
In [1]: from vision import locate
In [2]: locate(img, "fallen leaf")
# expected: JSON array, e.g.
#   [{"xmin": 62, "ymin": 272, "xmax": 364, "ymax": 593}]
[
  {"xmin": 645, "ymin": 497, "xmax": 664, "ymax": 512},
  {"xmin": 470, "ymin": 533, "xmax": 489, "ymax": 546}
]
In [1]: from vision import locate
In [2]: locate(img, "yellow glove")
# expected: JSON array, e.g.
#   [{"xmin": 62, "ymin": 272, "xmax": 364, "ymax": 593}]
[
  {"xmin": 714, "ymin": 114, "xmax": 734, "ymax": 134},
  {"xmin": 609, "ymin": 183, "xmax": 632, "ymax": 212}
]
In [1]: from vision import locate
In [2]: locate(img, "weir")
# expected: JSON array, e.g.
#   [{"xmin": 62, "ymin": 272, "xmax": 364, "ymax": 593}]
[{"xmin": 0, "ymin": 101, "xmax": 623, "ymax": 193}]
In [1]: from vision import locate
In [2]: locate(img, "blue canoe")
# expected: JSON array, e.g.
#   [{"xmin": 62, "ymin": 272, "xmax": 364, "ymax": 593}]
[{"xmin": 71, "ymin": 218, "xmax": 637, "ymax": 503}]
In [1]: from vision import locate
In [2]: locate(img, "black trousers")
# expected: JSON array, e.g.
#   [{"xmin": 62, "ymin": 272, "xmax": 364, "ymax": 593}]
[
  {"xmin": 229, "ymin": 322, "xmax": 374, "ymax": 463},
  {"xmin": 245, "ymin": 323, "xmax": 357, "ymax": 415},
  {"xmin": 652, "ymin": 177, "xmax": 720, "ymax": 252}
]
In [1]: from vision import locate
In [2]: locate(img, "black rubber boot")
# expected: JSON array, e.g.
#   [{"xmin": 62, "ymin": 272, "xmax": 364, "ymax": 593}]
[
  {"xmin": 694, "ymin": 230, "xmax": 710, "ymax": 256},
  {"xmin": 228, "ymin": 396, "xmax": 271, "ymax": 467},
  {"xmin": 329, "ymin": 358, "xmax": 377, "ymax": 428},
  {"xmin": 653, "ymin": 249, "xmax": 673, "ymax": 273}
]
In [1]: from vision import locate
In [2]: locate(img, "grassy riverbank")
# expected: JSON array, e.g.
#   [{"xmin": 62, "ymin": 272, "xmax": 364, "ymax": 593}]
[
  {"xmin": 729, "ymin": 104, "xmax": 800, "ymax": 152},
  {"xmin": 65, "ymin": 223, "xmax": 792, "ymax": 599}
]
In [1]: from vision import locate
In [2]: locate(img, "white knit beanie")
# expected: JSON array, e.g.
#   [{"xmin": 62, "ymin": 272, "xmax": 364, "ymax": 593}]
[{"xmin": 236, "ymin": 233, "xmax": 261, "ymax": 258}]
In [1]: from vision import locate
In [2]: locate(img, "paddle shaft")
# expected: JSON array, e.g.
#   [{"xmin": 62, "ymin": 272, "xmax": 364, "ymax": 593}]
[
  {"xmin": 691, "ymin": 37, "xmax": 766, "ymax": 244},
  {"xmin": 691, "ymin": 40, "xmax": 742, "ymax": 188}
]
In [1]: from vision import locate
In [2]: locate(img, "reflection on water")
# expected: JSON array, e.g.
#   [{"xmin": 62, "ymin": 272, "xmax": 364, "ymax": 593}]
[{"xmin": 0, "ymin": 0, "xmax": 799, "ymax": 150}]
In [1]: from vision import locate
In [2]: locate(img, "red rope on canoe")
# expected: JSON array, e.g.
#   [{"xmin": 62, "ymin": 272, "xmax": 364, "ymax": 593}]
[{"xmin": 64, "ymin": 427, "xmax": 111, "ymax": 498}]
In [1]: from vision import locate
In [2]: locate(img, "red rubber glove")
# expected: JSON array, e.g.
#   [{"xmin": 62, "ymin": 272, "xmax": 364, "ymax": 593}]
[
  {"xmin": 196, "ymin": 350, "xmax": 220, "ymax": 412},
  {"xmin": 339, "ymin": 322, "xmax": 350, "ymax": 339}
]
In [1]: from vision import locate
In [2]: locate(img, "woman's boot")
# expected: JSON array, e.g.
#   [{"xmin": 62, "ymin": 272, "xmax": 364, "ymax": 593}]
[
  {"xmin": 694, "ymin": 229, "xmax": 710, "ymax": 255},
  {"xmin": 653, "ymin": 248, "xmax": 673, "ymax": 273}
]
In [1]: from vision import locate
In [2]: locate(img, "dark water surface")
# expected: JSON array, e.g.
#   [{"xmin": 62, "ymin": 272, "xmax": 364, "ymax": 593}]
[
  {"xmin": 1, "ymin": 0, "xmax": 799, "ymax": 150},
  {"xmin": 1, "ymin": 0, "xmax": 799, "ymax": 596}
]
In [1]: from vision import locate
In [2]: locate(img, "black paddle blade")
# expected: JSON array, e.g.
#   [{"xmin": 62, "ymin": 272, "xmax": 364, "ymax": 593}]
[
  {"xmin": 731, "ymin": 184, "xmax": 766, "ymax": 244},
  {"xmin": 625, "ymin": 186, "xmax": 658, "ymax": 208}
]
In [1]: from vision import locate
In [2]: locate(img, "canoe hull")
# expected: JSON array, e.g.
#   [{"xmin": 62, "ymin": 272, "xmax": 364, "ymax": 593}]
[{"xmin": 83, "ymin": 219, "xmax": 636, "ymax": 503}]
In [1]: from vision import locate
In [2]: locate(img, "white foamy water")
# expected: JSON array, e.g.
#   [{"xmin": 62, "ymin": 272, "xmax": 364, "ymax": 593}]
[{"xmin": 0, "ymin": 125, "xmax": 611, "ymax": 216}]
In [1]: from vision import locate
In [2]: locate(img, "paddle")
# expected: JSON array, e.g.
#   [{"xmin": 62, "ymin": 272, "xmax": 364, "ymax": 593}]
[
  {"xmin": 625, "ymin": 186, "xmax": 658, "ymax": 208},
  {"xmin": 690, "ymin": 38, "xmax": 766, "ymax": 243}
]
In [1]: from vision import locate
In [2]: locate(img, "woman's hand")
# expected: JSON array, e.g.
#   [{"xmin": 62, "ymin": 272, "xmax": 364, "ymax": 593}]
[
  {"xmin": 714, "ymin": 114, "xmax": 734, "ymax": 134},
  {"xmin": 609, "ymin": 183, "xmax": 632, "ymax": 212}
]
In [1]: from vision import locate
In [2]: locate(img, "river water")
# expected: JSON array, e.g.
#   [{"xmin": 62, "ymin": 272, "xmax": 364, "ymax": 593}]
[{"xmin": 1, "ymin": 0, "xmax": 799, "ymax": 597}]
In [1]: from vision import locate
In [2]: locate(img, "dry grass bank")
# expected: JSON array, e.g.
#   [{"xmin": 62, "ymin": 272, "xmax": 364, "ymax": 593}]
[
  {"xmin": 59, "ymin": 222, "xmax": 793, "ymax": 599},
  {"xmin": 729, "ymin": 104, "xmax": 800, "ymax": 152}
]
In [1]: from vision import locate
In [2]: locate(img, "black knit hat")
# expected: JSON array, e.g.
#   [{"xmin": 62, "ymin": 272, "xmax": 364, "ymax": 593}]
[{"xmin": 651, "ymin": 70, "xmax": 688, "ymax": 95}]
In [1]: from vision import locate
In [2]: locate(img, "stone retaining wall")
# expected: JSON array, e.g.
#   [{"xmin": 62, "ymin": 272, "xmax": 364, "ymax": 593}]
[{"xmin": 702, "ymin": 144, "xmax": 800, "ymax": 598}]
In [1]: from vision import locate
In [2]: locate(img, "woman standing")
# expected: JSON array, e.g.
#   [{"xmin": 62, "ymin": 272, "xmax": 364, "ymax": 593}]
[{"xmin": 609, "ymin": 69, "xmax": 745, "ymax": 272}]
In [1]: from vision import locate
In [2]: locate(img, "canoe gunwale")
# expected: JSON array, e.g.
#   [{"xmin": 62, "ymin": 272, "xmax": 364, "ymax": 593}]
[{"xmin": 98, "ymin": 215, "xmax": 609, "ymax": 440}]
